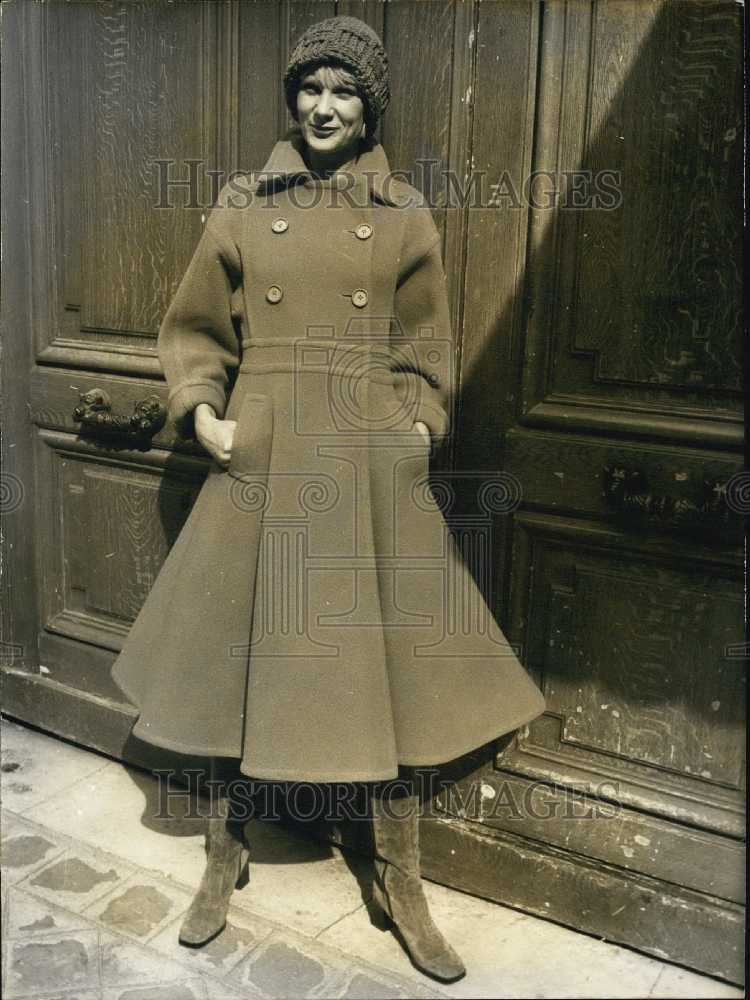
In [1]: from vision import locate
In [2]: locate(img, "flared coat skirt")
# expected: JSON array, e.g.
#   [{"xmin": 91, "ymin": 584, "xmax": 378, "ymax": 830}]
[{"xmin": 112, "ymin": 336, "xmax": 545, "ymax": 782}]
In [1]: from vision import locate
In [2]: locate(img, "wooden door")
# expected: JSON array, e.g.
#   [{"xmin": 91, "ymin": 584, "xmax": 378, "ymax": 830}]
[
  {"xmin": 2, "ymin": 0, "xmax": 744, "ymax": 983},
  {"xmin": 420, "ymin": 0, "xmax": 745, "ymax": 985}
]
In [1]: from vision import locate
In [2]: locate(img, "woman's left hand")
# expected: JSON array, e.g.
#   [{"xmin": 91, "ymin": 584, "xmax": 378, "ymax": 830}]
[{"xmin": 414, "ymin": 421, "xmax": 431, "ymax": 448}]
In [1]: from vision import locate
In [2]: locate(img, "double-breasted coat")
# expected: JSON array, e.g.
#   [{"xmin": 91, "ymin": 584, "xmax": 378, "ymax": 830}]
[{"xmin": 111, "ymin": 130, "xmax": 545, "ymax": 782}]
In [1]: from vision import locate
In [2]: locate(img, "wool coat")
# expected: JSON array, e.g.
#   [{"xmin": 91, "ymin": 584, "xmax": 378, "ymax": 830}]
[{"xmin": 111, "ymin": 130, "xmax": 545, "ymax": 782}]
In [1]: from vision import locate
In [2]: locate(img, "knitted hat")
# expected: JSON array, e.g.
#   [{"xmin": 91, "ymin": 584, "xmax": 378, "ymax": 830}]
[{"xmin": 283, "ymin": 16, "xmax": 390, "ymax": 135}]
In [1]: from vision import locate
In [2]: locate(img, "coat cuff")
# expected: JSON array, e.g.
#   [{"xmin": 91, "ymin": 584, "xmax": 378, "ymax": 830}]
[{"xmin": 166, "ymin": 380, "xmax": 228, "ymax": 438}]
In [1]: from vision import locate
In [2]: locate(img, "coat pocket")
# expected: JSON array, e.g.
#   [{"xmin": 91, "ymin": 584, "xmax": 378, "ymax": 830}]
[{"xmin": 227, "ymin": 392, "xmax": 274, "ymax": 481}]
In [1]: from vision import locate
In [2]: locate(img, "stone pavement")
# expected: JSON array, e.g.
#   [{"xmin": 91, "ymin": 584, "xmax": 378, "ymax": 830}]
[{"xmin": 0, "ymin": 717, "xmax": 743, "ymax": 1000}]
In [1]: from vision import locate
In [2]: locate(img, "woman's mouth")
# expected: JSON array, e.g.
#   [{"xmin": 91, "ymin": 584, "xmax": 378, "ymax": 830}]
[{"xmin": 310, "ymin": 124, "xmax": 338, "ymax": 137}]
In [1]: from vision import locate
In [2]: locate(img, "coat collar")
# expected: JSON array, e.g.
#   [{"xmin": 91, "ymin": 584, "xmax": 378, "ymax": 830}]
[{"xmin": 253, "ymin": 128, "xmax": 408, "ymax": 207}]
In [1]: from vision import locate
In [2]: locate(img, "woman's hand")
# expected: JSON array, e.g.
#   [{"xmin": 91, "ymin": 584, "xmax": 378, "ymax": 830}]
[
  {"xmin": 414, "ymin": 420, "xmax": 431, "ymax": 448},
  {"xmin": 195, "ymin": 403, "xmax": 236, "ymax": 469}
]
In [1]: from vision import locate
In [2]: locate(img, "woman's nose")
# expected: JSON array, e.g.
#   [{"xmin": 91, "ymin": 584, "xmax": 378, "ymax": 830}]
[{"xmin": 313, "ymin": 90, "xmax": 333, "ymax": 119}]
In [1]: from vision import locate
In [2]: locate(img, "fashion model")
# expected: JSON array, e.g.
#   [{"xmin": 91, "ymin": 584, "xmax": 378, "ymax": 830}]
[{"xmin": 112, "ymin": 15, "xmax": 545, "ymax": 983}]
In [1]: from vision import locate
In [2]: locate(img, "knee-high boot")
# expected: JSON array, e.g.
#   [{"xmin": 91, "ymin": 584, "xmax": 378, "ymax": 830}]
[
  {"xmin": 370, "ymin": 773, "xmax": 466, "ymax": 983},
  {"xmin": 178, "ymin": 758, "xmax": 251, "ymax": 947}
]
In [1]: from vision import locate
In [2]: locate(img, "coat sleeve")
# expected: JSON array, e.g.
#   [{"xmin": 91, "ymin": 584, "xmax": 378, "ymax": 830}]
[
  {"xmin": 390, "ymin": 206, "xmax": 453, "ymax": 443},
  {"xmin": 157, "ymin": 214, "xmax": 242, "ymax": 439}
]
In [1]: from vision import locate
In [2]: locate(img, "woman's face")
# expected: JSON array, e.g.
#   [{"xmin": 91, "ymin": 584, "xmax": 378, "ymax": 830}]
[{"xmin": 296, "ymin": 64, "xmax": 365, "ymax": 160}]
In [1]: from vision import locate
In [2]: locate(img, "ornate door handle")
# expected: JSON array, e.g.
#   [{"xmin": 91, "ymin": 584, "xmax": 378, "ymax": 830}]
[
  {"xmin": 602, "ymin": 465, "xmax": 735, "ymax": 527},
  {"xmin": 73, "ymin": 388, "xmax": 166, "ymax": 439}
]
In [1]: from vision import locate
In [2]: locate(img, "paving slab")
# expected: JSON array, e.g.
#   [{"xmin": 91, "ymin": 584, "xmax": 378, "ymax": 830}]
[
  {"xmin": 4, "ymin": 925, "xmax": 102, "ymax": 998},
  {"xmin": 83, "ymin": 870, "xmax": 197, "ymax": 943},
  {"xmin": 1, "ymin": 816, "xmax": 70, "ymax": 886},
  {"xmin": 1, "ymin": 718, "xmax": 110, "ymax": 812},
  {"xmin": 149, "ymin": 903, "xmax": 274, "ymax": 979},
  {"xmin": 19, "ymin": 841, "xmax": 136, "ymax": 914}
]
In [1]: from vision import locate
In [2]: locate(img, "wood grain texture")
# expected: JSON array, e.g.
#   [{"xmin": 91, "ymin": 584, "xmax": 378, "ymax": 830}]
[
  {"xmin": 573, "ymin": 1, "xmax": 743, "ymax": 392},
  {"xmin": 454, "ymin": 0, "xmax": 540, "ymax": 471},
  {"xmin": 1, "ymin": 1, "xmax": 40, "ymax": 674},
  {"xmin": 382, "ymin": 0, "xmax": 455, "ymax": 206},
  {"xmin": 80, "ymin": 0, "xmax": 210, "ymax": 336},
  {"xmin": 522, "ymin": 0, "xmax": 743, "ymax": 424},
  {"xmin": 236, "ymin": 0, "xmax": 286, "ymax": 172}
]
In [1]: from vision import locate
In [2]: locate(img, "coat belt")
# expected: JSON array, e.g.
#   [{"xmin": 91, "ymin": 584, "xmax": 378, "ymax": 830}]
[{"xmin": 238, "ymin": 337, "xmax": 397, "ymax": 383}]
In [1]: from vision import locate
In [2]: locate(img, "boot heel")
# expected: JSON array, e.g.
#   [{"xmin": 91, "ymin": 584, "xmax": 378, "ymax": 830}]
[
  {"xmin": 235, "ymin": 847, "xmax": 251, "ymax": 890},
  {"xmin": 370, "ymin": 905, "xmax": 393, "ymax": 931},
  {"xmin": 370, "ymin": 873, "xmax": 394, "ymax": 929}
]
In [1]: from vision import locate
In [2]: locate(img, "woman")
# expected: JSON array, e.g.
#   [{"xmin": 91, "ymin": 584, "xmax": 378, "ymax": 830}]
[{"xmin": 112, "ymin": 15, "xmax": 545, "ymax": 983}]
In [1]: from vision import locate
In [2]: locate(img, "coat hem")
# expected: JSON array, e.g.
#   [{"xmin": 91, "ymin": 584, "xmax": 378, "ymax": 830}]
[
  {"xmin": 119, "ymin": 689, "xmax": 545, "ymax": 780},
  {"xmin": 128, "ymin": 721, "xmax": 243, "ymax": 759},
  {"xmin": 394, "ymin": 701, "xmax": 546, "ymax": 768},
  {"xmin": 237, "ymin": 763, "xmax": 402, "ymax": 782}
]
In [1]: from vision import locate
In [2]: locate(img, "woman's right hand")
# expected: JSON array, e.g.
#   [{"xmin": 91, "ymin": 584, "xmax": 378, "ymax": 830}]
[{"xmin": 194, "ymin": 403, "xmax": 236, "ymax": 469}]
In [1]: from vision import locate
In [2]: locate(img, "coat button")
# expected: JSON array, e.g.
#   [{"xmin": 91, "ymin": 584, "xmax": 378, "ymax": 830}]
[
  {"xmin": 266, "ymin": 285, "xmax": 283, "ymax": 304},
  {"xmin": 355, "ymin": 223, "xmax": 373, "ymax": 240},
  {"xmin": 352, "ymin": 288, "xmax": 369, "ymax": 308},
  {"xmin": 271, "ymin": 218, "xmax": 289, "ymax": 234}
]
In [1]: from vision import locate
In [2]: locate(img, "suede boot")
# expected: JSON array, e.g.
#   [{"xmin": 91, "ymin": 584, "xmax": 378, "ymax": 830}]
[
  {"xmin": 179, "ymin": 763, "xmax": 250, "ymax": 947},
  {"xmin": 370, "ymin": 776, "xmax": 466, "ymax": 983}
]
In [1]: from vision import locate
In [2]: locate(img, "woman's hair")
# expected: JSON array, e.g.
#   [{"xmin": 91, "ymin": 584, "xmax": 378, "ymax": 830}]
[{"xmin": 298, "ymin": 61, "xmax": 359, "ymax": 91}]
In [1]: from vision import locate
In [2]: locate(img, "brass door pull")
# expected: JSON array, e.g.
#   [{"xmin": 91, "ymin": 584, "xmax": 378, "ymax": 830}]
[{"xmin": 73, "ymin": 388, "xmax": 166, "ymax": 439}]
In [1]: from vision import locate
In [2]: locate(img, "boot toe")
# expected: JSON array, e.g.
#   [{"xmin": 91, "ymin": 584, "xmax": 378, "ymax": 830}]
[
  {"xmin": 418, "ymin": 943, "xmax": 466, "ymax": 983},
  {"xmin": 178, "ymin": 915, "xmax": 227, "ymax": 947}
]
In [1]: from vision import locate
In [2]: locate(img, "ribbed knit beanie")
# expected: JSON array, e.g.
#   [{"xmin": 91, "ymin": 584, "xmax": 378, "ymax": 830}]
[{"xmin": 284, "ymin": 16, "xmax": 390, "ymax": 135}]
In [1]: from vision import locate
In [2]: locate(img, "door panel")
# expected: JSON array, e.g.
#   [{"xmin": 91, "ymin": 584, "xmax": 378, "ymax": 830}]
[
  {"xmin": 523, "ymin": 0, "xmax": 743, "ymax": 425},
  {"xmin": 38, "ymin": 0, "xmax": 212, "ymax": 367},
  {"xmin": 506, "ymin": 512, "xmax": 744, "ymax": 835},
  {"xmin": 35, "ymin": 431, "xmax": 202, "ymax": 654}
]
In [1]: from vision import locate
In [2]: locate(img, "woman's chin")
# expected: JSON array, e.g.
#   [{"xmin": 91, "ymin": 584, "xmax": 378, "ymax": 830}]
[{"xmin": 305, "ymin": 134, "xmax": 340, "ymax": 152}]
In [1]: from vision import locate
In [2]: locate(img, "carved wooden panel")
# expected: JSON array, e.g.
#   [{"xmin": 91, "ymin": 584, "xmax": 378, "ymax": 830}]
[
  {"xmin": 38, "ymin": 0, "xmax": 215, "ymax": 363},
  {"xmin": 36, "ymin": 430, "xmax": 203, "ymax": 652},
  {"xmin": 504, "ymin": 513, "xmax": 745, "ymax": 837},
  {"xmin": 571, "ymin": 1, "xmax": 742, "ymax": 394},
  {"xmin": 521, "ymin": 0, "xmax": 743, "ymax": 438},
  {"xmin": 546, "ymin": 566, "xmax": 743, "ymax": 782}
]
